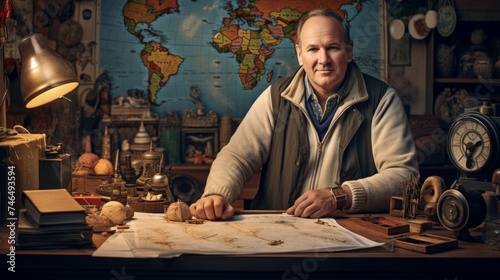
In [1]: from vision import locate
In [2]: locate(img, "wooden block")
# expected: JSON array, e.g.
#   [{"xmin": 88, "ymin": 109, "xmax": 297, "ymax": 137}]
[
  {"xmin": 390, "ymin": 196, "xmax": 403, "ymax": 217},
  {"xmin": 407, "ymin": 219, "xmax": 434, "ymax": 233},
  {"xmin": 394, "ymin": 233, "xmax": 458, "ymax": 254},
  {"xmin": 351, "ymin": 216, "xmax": 410, "ymax": 236}
]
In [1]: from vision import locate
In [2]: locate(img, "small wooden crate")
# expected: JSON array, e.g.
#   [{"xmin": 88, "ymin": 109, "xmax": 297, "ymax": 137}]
[
  {"xmin": 394, "ymin": 233, "xmax": 458, "ymax": 254},
  {"xmin": 128, "ymin": 197, "xmax": 170, "ymax": 213}
]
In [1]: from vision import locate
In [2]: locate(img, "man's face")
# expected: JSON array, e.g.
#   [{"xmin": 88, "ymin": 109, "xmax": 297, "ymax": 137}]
[{"xmin": 295, "ymin": 16, "xmax": 353, "ymax": 95}]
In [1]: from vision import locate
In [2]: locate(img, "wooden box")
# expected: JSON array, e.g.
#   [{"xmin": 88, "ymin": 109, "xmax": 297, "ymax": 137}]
[
  {"xmin": 394, "ymin": 233, "xmax": 458, "ymax": 254},
  {"xmin": 71, "ymin": 174, "xmax": 112, "ymax": 195}
]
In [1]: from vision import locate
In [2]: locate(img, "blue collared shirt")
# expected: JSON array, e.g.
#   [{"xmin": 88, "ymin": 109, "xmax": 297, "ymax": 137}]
[{"xmin": 304, "ymin": 72, "xmax": 351, "ymax": 124}]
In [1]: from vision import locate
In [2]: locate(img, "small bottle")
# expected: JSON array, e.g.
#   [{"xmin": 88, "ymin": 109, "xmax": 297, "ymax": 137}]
[
  {"xmin": 483, "ymin": 219, "xmax": 500, "ymax": 250},
  {"xmin": 482, "ymin": 194, "xmax": 500, "ymax": 250},
  {"xmin": 111, "ymin": 171, "xmax": 127, "ymax": 206},
  {"xmin": 111, "ymin": 149, "xmax": 127, "ymax": 205}
]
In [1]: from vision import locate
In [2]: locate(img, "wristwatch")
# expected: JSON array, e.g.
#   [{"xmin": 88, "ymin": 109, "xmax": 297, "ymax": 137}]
[{"xmin": 330, "ymin": 186, "xmax": 347, "ymax": 210}]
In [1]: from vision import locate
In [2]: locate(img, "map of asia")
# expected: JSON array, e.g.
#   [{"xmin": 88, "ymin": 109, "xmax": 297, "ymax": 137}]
[{"xmin": 99, "ymin": 0, "xmax": 382, "ymax": 118}]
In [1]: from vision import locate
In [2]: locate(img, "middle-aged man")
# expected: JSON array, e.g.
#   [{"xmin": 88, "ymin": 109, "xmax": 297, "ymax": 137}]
[{"xmin": 190, "ymin": 9, "xmax": 419, "ymax": 220}]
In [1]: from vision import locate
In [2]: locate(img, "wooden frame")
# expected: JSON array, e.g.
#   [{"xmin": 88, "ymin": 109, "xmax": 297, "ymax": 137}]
[
  {"xmin": 351, "ymin": 216, "xmax": 410, "ymax": 236},
  {"xmin": 181, "ymin": 127, "xmax": 219, "ymax": 164},
  {"xmin": 394, "ymin": 233, "xmax": 458, "ymax": 254}
]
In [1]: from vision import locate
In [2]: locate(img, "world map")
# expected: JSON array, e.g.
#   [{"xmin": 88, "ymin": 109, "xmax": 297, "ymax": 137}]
[{"xmin": 99, "ymin": 0, "xmax": 382, "ymax": 118}]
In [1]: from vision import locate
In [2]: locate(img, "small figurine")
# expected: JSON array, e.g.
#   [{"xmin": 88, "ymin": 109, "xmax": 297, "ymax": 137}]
[{"xmin": 190, "ymin": 85, "xmax": 204, "ymax": 116}]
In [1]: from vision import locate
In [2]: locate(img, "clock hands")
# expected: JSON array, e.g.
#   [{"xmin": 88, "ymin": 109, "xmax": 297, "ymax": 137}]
[{"xmin": 464, "ymin": 141, "xmax": 482, "ymax": 169}]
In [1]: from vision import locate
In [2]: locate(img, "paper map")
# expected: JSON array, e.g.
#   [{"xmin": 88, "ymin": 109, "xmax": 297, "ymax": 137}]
[{"xmin": 94, "ymin": 213, "xmax": 382, "ymax": 258}]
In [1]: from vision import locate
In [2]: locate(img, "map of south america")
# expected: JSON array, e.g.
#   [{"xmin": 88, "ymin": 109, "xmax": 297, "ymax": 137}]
[{"xmin": 122, "ymin": 0, "xmax": 183, "ymax": 105}]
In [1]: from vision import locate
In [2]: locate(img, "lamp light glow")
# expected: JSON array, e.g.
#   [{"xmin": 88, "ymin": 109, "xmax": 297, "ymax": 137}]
[{"xmin": 18, "ymin": 33, "xmax": 79, "ymax": 108}]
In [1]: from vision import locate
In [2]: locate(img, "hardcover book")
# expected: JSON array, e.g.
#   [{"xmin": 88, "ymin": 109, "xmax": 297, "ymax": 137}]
[
  {"xmin": 17, "ymin": 210, "xmax": 93, "ymax": 249},
  {"xmin": 21, "ymin": 189, "xmax": 86, "ymax": 226}
]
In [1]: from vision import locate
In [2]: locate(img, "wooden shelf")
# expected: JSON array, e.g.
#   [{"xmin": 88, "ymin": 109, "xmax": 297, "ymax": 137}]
[
  {"xmin": 434, "ymin": 78, "xmax": 500, "ymax": 85},
  {"xmin": 101, "ymin": 117, "xmax": 159, "ymax": 126}
]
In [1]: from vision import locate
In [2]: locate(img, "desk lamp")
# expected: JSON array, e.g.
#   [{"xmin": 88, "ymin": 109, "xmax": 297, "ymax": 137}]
[
  {"xmin": 18, "ymin": 33, "xmax": 79, "ymax": 108},
  {"xmin": 0, "ymin": 0, "xmax": 79, "ymax": 130}
]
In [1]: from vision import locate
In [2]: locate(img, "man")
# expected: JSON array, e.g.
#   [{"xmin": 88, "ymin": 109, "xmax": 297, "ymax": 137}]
[{"xmin": 190, "ymin": 9, "xmax": 419, "ymax": 220}]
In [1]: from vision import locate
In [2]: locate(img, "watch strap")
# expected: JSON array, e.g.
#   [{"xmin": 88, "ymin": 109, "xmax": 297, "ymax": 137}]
[{"xmin": 330, "ymin": 186, "xmax": 347, "ymax": 210}]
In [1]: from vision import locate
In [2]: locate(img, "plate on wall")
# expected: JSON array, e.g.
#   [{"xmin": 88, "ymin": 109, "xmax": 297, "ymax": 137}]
[
  {"xmin": 389, "ymin": 19, "xmax": 405, "ymax": 40},
  {"xmin": 434, "ymin": 88, "xmax": 479, "ymax": 128},
  {"xmin": 408, "ymin": 14, "xmax": 430, "ymax": 40},
  {"xmin": 437, "ymin": 2, "xmax": 456, "ymax": 37}
]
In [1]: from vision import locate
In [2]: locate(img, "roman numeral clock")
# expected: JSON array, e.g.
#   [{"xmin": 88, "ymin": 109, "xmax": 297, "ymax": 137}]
[{"xmin": 437, "ymin": 105, "xmax": 500, "ymax": 239}]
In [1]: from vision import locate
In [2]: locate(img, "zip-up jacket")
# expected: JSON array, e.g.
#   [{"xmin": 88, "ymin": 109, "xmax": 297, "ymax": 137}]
[{"xmin": 203, "ymin": 63, "xmax": 419, "ymax": 213}]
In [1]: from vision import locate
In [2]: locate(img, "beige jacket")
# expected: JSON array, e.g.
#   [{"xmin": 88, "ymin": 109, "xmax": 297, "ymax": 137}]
[{"xmin": 204, "ymin": 64, "xmax": 419, "ymax": 212}]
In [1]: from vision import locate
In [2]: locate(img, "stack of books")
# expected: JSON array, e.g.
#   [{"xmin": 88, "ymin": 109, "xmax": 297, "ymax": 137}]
[{"xmin": 17, "ymin": 189, "xmax": 93, "ymax": 249}]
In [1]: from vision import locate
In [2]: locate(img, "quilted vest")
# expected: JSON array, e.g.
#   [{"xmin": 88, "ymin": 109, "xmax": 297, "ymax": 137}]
[{"xmin": 250, "ymin": 72, "xmax": 388, "ymax": 210}]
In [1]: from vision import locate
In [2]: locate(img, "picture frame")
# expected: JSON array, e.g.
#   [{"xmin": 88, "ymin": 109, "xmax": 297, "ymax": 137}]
[
  {"xmin": 389, "ymin": 33, "xmax": 411, "ymax": 66},
  {"xmin": 181, "ymin": 127, "xmax": 219, "ymax": 164}
]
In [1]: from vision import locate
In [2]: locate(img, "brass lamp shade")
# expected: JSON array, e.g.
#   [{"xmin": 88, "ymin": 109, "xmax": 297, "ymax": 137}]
[{"xmin": 18, "ymin": 33, "xmax": 79, "ymax": 108}]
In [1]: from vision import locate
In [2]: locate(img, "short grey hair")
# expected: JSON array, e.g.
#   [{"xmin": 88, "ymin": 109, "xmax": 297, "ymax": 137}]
[{"xmin": 295, "ymin": 9, "xmax": 351, "ymax": 47}]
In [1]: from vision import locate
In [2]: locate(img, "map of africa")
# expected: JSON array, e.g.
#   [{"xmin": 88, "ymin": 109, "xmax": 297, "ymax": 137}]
[{"xmin": 99, "ymin": 0, "xmax": 382, "ymax": 118}]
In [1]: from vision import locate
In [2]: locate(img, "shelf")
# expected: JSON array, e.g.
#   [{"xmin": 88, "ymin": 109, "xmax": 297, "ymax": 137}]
[
  {"xmin": 434, "ymin": 78, "xmax": 500, "ymax": 85},
  {"xmin": 101, "ymin": 117, "xmax": 159, "ymax": 126}
]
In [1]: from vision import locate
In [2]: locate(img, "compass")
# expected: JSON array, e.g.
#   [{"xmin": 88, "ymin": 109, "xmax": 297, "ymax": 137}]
[{"xmin": 446, "ymin": 110, "xmax": 500, "ymax": 179}]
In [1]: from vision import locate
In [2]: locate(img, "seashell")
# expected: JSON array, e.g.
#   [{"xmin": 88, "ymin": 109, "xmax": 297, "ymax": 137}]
[{"xmin": 100, "ymin": 201, "xmax": 126, "ymax": 226}]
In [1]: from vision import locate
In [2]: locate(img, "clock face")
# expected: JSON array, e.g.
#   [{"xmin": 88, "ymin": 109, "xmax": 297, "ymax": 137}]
[{"xmin": 447, "ymin": 112, "xmax": 500, "ymax": 176}]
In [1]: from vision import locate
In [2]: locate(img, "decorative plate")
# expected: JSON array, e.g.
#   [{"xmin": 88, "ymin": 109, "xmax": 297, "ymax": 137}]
[
  {"xmin": 434, "ymin": 88, "xmax": 479, "ymax": 128},
  {"xmin": 408, "ymin": 14, "xmax": 430, "ymax": 40},
  {"xmin": 437, "ymin": 3, "xmax": 456, "ymax": 37},
  {"xmin": 389, "ymin": 19, "xmax": 405, "ymax": 40}
]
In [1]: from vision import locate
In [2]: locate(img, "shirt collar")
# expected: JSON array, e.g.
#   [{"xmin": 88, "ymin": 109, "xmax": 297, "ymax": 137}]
[{"xmin": 304, "ymin": 63, "xmax": 355, "ymax": 103}]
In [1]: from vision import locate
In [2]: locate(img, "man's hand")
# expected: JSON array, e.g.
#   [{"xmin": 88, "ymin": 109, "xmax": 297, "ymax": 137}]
[
  {"xmin": 286, "ymin": 189, "xmax": 335, "ymax": 218},
  {"xmin": 190, "ymin": 194, "xmax": 234, "ymax": 220}
]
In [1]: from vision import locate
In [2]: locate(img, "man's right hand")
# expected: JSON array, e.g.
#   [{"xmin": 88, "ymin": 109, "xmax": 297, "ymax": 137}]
[{"xmin": 189, "ymin": 194, "xmax": 234, "ymax": 220}]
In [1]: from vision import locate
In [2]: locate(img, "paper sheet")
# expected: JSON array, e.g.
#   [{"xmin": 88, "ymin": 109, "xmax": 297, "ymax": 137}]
[{"xmin": 93, "ymin": 213, "xmax": 383, "ymax": 258}]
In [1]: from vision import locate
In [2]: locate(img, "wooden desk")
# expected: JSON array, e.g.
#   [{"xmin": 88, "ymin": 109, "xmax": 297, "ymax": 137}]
[{"xmin": 1, "ymin": 214, "xmax": 499, "ymax": 280}]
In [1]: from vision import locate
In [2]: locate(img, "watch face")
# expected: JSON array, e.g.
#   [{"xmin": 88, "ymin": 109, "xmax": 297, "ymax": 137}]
[{"xmin": 447, "ymin": 113, "xmax": 499, "ymax": 175}]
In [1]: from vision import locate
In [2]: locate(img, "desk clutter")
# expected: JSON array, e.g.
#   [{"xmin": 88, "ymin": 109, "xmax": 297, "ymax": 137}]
[
  {"xmin": 70, "ymin": 133, "xmax": 201, "ymax": 213},
  {"xmin": 6, "ymin": 133, "xmax": 499, "ymax": 254}
]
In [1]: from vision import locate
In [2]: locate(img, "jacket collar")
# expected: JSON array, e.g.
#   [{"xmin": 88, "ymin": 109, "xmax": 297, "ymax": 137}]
[{"xmin": 281, "ymin": 61, "xmax": 369, "ymax": 109}]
